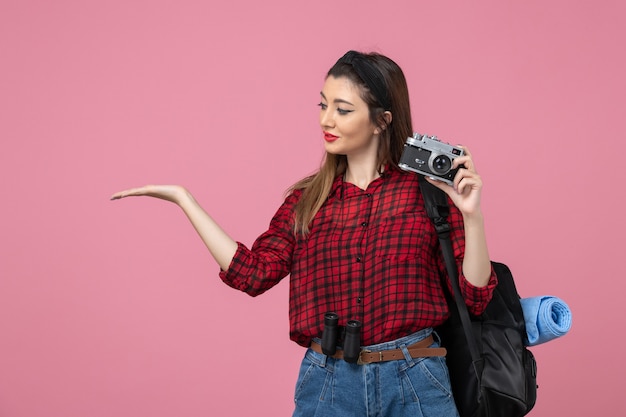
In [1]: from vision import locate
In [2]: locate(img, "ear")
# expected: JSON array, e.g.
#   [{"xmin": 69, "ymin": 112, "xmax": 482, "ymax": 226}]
[{"xmin": 374, "ymin": 111, "xmax": 393, "ymax": 134}]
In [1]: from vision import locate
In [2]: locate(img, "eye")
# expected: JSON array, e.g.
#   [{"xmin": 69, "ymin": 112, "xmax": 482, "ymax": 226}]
[
  {"xmin": 318, "ymin": 102, "xmax": 328, "ymax": 110},
  {"xmin": 337, "ymin": 108, "xmax": 353, "ymax": 115}
]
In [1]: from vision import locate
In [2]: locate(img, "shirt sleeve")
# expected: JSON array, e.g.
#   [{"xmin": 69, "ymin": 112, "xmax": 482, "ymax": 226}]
[
  {"xmin": 219, "ymin": 192, "xmax": 298, "ymax": 297},
  {"xmin": 459, "ymin": 265, "xmax": 498, "ymax": 315},
  {"xmin": 446, "ymin": 198, "xmax": 498, "ymax": 316}
]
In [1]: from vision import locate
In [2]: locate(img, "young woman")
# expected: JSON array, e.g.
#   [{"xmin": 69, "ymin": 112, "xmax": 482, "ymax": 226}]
[{"xmin": 112, "ymin": 50, "xmax": 497, "ymax": 417}]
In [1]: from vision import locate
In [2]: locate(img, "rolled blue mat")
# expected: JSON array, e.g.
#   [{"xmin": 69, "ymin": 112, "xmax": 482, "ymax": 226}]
[{"xmin": 520, "ymin": 296, "xmax": 572, "ymax": 346}]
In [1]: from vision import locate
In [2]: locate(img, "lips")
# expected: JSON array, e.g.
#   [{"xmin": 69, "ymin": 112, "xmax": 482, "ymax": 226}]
[{"xmin": 324, "ymin": 132, "xmax": 339, "ymax": 142}]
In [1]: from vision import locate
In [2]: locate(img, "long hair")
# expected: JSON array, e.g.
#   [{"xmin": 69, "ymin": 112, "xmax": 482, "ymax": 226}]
[{"xmin": 290, "ymin": 51, "xmax": 413, "ymax": 235}]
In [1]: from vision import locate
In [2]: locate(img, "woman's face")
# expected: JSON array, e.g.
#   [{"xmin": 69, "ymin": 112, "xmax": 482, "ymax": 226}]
[{"xmin": 319, "ymin": 76, "xmax": 379, "ymax": 159}]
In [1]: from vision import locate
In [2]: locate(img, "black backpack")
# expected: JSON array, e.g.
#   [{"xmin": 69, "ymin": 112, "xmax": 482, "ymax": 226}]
[{"xmin": 420, "ymin": 178, "xmax": 538, "ymax": 417}]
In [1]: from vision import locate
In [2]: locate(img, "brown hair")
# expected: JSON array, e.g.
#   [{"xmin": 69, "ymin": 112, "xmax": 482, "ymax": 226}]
[{"xmin": 290, "ymin": 51, "xmax": 413, "ymax": 234}]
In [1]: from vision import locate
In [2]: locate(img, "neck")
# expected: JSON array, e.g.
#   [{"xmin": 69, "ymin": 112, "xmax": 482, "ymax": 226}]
[{"xmin": 344, "ymin": 164, "xmax": 382, "ymax": 190}]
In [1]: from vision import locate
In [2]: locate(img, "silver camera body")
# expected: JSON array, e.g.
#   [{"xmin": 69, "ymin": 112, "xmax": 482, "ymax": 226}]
[{"xmin": 399, "ymin": 133, "xmax": 464, "ymax": 185}]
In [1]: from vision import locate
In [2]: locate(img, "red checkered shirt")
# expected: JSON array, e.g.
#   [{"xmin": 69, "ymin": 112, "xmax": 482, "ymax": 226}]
[{"xmin": 220, "ymin": 167, "xmax": 497, "ymax": 347}]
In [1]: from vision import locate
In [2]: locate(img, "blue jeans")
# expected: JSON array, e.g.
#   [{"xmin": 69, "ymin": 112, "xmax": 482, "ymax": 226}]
[{"xmin": 292, "ymin": 328, "xmax": 459, "ymax": 417}]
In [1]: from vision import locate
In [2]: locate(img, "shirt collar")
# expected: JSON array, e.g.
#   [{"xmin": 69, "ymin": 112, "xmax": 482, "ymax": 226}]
[{"xmin": 329, "ymin": 164, "xmax": 398, "ymax": 199}]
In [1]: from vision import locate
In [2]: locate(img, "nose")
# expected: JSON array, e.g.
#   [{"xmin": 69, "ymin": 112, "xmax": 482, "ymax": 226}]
[{"xmin": 320, "ymin": 107, "xmax": 334, "ymax": 129}]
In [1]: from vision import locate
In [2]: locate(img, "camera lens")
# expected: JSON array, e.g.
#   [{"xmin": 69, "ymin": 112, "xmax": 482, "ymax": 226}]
[{"xmin": 431, "ymin": 154, "xmax": 451, "ymax": 175}]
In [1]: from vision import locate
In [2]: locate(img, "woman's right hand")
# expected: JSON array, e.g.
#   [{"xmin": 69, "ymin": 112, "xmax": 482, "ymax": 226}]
[
  {"xmin": 110, "ymin": 184, "xmax": 238, "ymax": 270},
  {"xmin": 110, "ymin": 185, "xmax": 188, "ymax": 205}
]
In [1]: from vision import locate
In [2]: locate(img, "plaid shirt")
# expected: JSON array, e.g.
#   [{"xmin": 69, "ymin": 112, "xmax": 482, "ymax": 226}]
[{"xmin": 220, "ymin": 167, "xmax": 497, "ymax": 347}]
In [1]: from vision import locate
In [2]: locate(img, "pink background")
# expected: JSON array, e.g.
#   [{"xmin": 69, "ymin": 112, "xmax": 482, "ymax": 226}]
[{"xmin": 1, "ymin": 0, "xmax": 624, "ymax": 415}]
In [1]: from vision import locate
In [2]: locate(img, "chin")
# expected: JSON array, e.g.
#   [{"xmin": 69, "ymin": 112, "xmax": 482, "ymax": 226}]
[{"xmin": 323, "ymin": 142, "xmax": 341, "ymax": 154}]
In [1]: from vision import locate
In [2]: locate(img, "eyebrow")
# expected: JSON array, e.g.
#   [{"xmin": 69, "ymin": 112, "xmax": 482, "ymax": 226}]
[{"xmin": 320, "ymin": 91, "xmax": 355, "ymax": 106}]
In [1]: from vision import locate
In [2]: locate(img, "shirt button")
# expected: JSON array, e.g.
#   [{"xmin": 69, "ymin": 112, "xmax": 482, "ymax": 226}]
[
  {"xmin": 361, "ymin": 222, "xmax": 368, "ymax": 227},
  {"xmin": 356, "ymin": 257, "xmax": 362, "ymax": 263}
]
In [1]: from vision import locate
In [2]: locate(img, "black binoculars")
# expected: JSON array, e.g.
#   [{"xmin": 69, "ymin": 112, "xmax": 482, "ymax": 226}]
[{"xmin": 321, "ymin": 312, "xmax": 362, "ymax": 363}]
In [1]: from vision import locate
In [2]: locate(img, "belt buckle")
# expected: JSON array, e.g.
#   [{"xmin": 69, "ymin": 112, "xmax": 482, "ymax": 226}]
[
  {"xmin": 356, "ymin": 349, "xmax": 371, "ymax": 365},
  {"xmin": 357, "ymin": 349, "xmax": 371, "ymax": 366}
]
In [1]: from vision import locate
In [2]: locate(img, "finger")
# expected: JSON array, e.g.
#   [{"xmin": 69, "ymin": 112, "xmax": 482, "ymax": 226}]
[
  {"xmin": 110, "ymin": 186, "xmax": 151, "ymax": 200},
  {"xmin": 453, "ymin": 146, "xmax": 475, "ymax": 170},
  {"xmin": 458, "ymin": 145, "xmax": 472, "ymax": 158},
  {"xmin": 110, "ymin": 190, "xmax": 131, "ymax": 200},
  {"xmin": 453, "ymin": 155, "xmax": 476, "ymax": 172},
  {"xmin": 455, "ymin": 173, "xmax": 482, "ymax": 195}
]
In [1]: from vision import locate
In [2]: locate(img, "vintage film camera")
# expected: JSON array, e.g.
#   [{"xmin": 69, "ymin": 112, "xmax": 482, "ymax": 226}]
[{"xmin": 399, "ymin": 133, "xmax": 464, "ymax": 185}]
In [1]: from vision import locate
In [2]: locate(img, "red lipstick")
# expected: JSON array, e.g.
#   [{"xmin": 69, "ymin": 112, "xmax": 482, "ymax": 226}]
[{"xmin": 324, "ymin": 132, "xmax": 339, "ymax": 142}]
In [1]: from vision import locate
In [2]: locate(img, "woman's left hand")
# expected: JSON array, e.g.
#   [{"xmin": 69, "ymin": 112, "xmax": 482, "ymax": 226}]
[{"xmin": 425, "ymin": 146, "xmax": 483, "ymax": 216}]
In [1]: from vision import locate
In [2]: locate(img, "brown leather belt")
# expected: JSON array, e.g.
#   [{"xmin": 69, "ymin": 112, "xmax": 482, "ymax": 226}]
[{"xmin": 309, "ymin": 334, "xmax": 447, "ymax": 365}]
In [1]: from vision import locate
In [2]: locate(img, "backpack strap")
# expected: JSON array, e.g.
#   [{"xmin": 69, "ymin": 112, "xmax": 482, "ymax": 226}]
[{"xmin": 419, "ymin": 176, "xmax": 484, "ymax": 376}]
